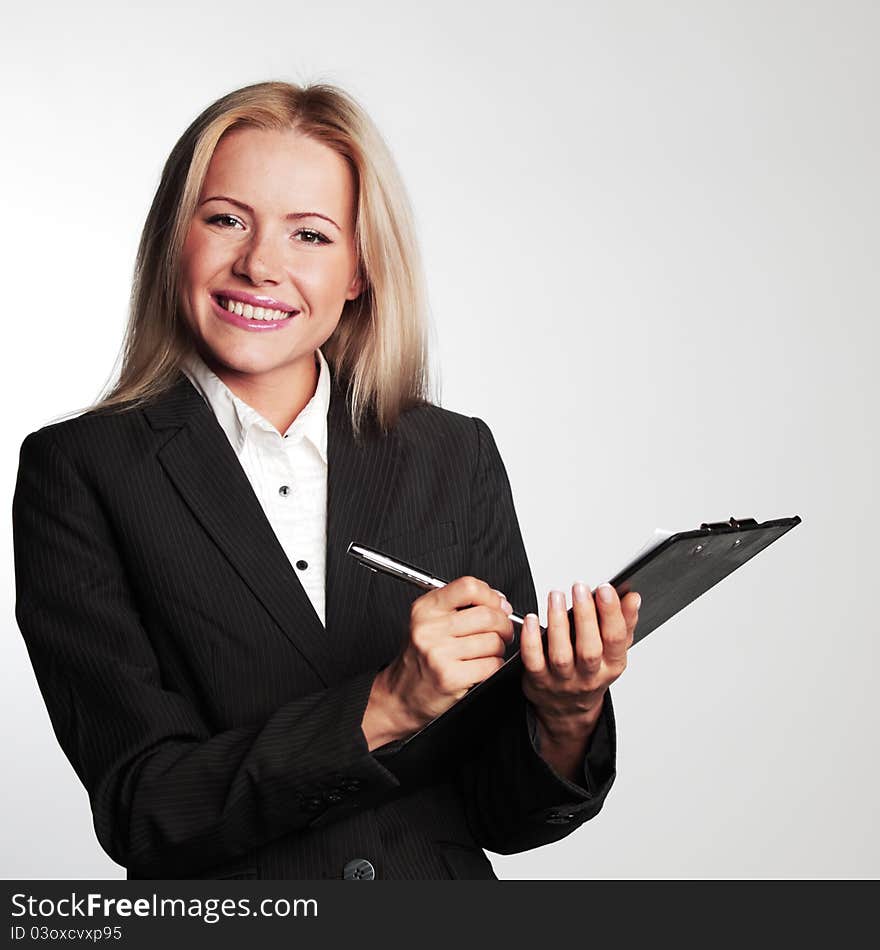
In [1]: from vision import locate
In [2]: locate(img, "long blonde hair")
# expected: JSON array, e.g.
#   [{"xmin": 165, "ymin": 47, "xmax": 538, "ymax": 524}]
[{"xmin": 80, "ymin": 80, "xmax": 436, "ymax": 436}]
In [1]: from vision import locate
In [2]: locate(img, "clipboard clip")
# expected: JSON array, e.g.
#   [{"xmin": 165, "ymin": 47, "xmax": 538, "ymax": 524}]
[{"xmin": 699, "ymin": 516, "xmax": 759, "ymax": 532}]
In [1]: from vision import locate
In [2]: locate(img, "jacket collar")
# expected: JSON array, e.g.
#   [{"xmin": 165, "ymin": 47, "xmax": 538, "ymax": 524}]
[{"xmin": 142, "ymin": 368, "xmax": 402, "ymax": 687}]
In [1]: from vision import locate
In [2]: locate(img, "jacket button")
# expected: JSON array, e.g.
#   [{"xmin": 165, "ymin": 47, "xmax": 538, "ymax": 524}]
[{"xmin": 343, "ymin": 858, "xmax": 375, "ymax": 880}]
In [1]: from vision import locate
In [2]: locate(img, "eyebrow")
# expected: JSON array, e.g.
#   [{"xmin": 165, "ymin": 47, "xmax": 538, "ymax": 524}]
[{"xmin": 200, "ymin": 195, "xmax": 341, "ymax": 231}]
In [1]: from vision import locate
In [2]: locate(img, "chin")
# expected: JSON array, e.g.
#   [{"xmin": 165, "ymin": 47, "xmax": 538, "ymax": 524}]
[
  {"xmin": 213, "ymin": 349, "xmax": 289, "ymax": 375},
  {"xmin": 238, "ymin": 341, "xmax": 313, "ymax": 373}
]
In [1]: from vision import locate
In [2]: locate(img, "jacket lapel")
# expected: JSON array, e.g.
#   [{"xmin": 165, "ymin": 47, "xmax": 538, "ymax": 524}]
[
  {"xmin": 324, "ymin": 377, "xmax": 403, "ymax": 679},
  {"xmin": 143, "ymin": 368, "xmax": 402, "ymax": 687}
]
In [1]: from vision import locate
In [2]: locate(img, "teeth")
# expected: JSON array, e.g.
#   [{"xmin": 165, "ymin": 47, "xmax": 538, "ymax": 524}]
[{"xmin": 220, "ymin": 297, "xmax": 292, "ymax": 320}]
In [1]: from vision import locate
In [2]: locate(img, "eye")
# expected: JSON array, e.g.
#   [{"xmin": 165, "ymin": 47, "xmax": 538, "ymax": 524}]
[
  {"xmin": 295, "ymin": 228, "xmax": 331, "ymax": 246},
  {"xmin": 207, "ymin": 213, "xmax": 244, "ymax": 229}
]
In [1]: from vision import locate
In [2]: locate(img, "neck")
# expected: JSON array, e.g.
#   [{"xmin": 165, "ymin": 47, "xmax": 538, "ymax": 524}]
[{"xmin": 205, "ymin": 350, "xmax": 321, "ymax": 436}]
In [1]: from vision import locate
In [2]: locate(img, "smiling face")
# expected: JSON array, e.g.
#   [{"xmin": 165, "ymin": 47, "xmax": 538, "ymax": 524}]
[{"xmin": 178, "ymin": 125, "xmax": 362, "ymax": 394}]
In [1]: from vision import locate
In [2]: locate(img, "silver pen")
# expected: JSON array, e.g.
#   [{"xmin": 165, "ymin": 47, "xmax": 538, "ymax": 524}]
[{"xmin": 347, "ymin": 541, "xmax": 527, "ymax": 630}]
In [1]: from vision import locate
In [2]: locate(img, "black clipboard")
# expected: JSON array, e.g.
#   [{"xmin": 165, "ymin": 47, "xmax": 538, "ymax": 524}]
[{"xmin": 372, "ymin": 514, "xmax": 801, "ymax": 786}]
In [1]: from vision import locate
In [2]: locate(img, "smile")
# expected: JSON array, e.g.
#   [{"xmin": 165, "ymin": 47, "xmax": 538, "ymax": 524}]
[
  {"xmin": 213, "ymin": 295, "xmax": 298, "ymax": 321},
  {"xmin": 209, "ymin": 294, "xmax": 299, "ymax": 331}
]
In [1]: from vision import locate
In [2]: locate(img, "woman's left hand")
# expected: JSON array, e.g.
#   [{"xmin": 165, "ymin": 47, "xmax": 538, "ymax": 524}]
[{"xmin": 519, "ymin": 582, "xmax": 640, "ymax": 782}]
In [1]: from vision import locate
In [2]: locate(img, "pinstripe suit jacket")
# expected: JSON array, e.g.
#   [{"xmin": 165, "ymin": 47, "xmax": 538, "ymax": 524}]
[{"xmin": 12, "ymin": 367, "xmax": 616, "ymax": 880}]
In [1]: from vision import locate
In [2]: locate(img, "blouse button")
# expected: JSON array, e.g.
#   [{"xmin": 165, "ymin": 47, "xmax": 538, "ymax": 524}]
[
  {"xmin": 296, "ymin": 560, "xmax": 308, "ymax": 571},
  {"xmin": 278, "ymin": 485, "xmax": 291, "ymax": 497}
]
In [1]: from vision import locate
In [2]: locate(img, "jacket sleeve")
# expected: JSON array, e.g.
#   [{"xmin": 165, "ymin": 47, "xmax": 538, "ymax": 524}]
[
  {"xmin": 12, "ymin": 428, "xmax": 402, "ymax": 878},
  {"xmin": 453, "ymin": 416, "xmax": 617, "ymax": 854}
]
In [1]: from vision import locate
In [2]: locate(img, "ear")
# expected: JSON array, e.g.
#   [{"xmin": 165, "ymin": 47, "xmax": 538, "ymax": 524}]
[{"xmin": 346, "ymin": 266, "xmax": 364, "ymax": 300}]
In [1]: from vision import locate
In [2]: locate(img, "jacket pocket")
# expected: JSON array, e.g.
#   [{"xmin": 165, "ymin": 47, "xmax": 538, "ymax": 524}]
[
  {"xmin": 434, "ymin": 841, "xmax": 497, "ymax": 880},
  {"xmin": 377, "ymin": 520, "xmax": 458, "ymax": 559}
]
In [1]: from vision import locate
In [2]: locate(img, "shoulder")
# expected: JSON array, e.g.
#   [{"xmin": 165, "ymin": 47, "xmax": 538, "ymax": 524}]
[
  {"xmin": 395, "ymin": 399, "xmax": 474, "ymax": 444},
  {"xmin": 393, "ymin": 400, "xmax": 501, "ymax": 475},
  {"xmin": 17, "ymin": 401, "xmax": 156, "ymax": 481}
]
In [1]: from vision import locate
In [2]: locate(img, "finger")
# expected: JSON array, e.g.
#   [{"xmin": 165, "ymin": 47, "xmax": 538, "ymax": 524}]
[
  {"xmin": 454, "ymin": 631, "xmax": 507, "ymax": 661},
  {"xmin": 572, "ymin": 581, "xmax": 603, "ymax": 674},
  {"xmin": 491, "ymin": 589, "xmax": 517, "ymax": 643},
  {"xmin": 449, "ymin": 602, "xmax": 515, "ymax": 644},
  {"xmin": 430, "ymin": 574, "xmax": 513, "ymax": 615},
  {"xmin": 594, "ymin": 582, "xmax": 628, "ymax": 666},
  {"xmin": 546, "ymin": 589, "xmax": 575, "ymax": 678},
  {"xmin": 519, "ymin": 613, "xmax": 546, "ymax": 675},
  {"xmin": 431, "ymin": 575, "xmax": 499, "ymax": 613},
  {"xmin": 493, "ymin": 591, "xmax": 516, "ymax": 644},
  {"xmin": 623, "ymin": 591, "xmax": 641, "ymax": 647}
]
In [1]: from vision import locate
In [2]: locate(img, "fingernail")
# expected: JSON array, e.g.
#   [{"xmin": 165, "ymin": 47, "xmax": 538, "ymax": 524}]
[
  {"xmin": 550, "ymin": 590, "xmax": 565, "ymax": 610},
  {"xmin": 573, "ymin": 582, "xmax": 588, "ymax": 603},
  {"xmin": 634, "ymin": 593, "xmax": 642, "ymax": 610},
  {"xmin": 597, "ymin": 584, "xmax": 615, "ymax": 604},
  {"xmin": 525, "ymin": 613, "xmax": 539, "ymax": 632},
  {"xmin": 500, "ymin": 596, "xmax": 513, "ymax": 614}
]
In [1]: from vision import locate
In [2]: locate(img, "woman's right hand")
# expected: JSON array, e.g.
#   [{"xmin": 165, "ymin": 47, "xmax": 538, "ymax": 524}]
[{"xmin": 362, "ymin": 576, "xmax": 515, "ymax": 750}]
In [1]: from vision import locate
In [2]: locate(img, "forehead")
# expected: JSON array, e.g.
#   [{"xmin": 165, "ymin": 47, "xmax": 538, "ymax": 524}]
[{"xmin": 202, "ymin": 126, "xmax": 355, "ymax": 220}]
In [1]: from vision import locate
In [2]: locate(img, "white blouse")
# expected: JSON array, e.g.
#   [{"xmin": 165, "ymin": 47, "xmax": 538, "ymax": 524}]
[{"xmin": 180, "ymin": 348, "xmax": 330, "ymax": 627}]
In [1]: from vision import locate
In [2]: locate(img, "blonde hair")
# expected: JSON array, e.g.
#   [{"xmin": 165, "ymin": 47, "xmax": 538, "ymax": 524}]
[{"xmin": 79, "ymin": 80, "xmax": 437, "ymax": 437}]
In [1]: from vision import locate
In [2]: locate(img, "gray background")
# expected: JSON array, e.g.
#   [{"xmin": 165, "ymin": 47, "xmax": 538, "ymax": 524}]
[{"xmin": 2, "ymin": 0, "xmax": 877, "ymax": 879}]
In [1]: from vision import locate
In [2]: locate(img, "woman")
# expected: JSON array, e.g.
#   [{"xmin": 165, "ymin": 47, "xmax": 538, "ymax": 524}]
[{"xmin": 12, "ymin": 81, "xmax": 639, "ymax": 880}]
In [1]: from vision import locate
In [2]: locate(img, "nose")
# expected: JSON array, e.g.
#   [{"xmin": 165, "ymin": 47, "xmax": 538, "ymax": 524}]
[{"xmin": 233, "ymin": 228, "xmax": 284, "ymax": 285}]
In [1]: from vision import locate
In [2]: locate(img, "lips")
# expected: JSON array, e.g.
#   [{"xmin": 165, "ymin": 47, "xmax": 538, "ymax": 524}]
[{"xmin": 212, "ymin": 289, "xmax": 300, "ymax": 313}]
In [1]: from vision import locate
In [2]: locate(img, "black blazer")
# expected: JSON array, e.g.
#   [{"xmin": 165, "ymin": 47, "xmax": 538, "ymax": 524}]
[{"xmin": 12, "ymin": 368, "xmax": 616, "ymax": 880}]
